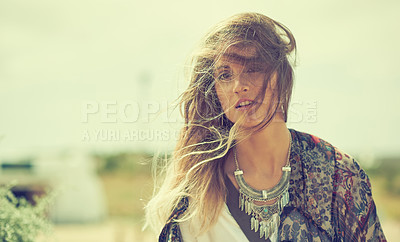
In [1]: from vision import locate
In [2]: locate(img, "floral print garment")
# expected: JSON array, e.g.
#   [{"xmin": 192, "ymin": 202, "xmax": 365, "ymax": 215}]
[{"xmin": 159, "ymin": 129, "xmax": 386, "ymax": 241}]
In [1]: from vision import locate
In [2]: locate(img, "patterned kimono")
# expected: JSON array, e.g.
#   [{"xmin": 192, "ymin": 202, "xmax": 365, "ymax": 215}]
[{"xmin": 159, "ymin": 129, "xmax": 387, "ymax": 241}]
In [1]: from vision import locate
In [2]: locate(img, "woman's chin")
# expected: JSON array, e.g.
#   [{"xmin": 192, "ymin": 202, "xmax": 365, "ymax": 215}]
[{"xmin": 234, "ymin": 118, "xmax": 265, "ymax": 129}]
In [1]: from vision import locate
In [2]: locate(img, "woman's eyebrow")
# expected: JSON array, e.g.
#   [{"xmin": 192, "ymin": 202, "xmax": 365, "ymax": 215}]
[
  {"xmin": 215, "ymin": 65, "xmax": 230, "ymax": 71},
  {"xmin": 222, "ymin": 53, "xmax": 261, "ymax": 65}
]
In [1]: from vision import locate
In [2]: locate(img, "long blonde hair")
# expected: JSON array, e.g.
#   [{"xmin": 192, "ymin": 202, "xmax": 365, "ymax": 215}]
[{"xmin": 144, "ymin": 12, "xmax": 296, "ymax": 235}]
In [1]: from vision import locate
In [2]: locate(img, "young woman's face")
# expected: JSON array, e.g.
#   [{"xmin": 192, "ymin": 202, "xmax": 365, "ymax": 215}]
[{"xmin": 214, "ymin": 45, "xmax": 276, "ymax": 127}]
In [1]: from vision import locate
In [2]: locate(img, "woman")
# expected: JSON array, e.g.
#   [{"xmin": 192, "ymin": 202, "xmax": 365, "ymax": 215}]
[{"xmin": 145, "ymin": 12, "xmax": 386, "ymax": 241}]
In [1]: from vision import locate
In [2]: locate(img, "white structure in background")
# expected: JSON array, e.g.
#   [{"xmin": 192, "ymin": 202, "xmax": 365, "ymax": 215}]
[{"xmin": 0, "ymin": 149, "xmax": 107, "ymax": 223}]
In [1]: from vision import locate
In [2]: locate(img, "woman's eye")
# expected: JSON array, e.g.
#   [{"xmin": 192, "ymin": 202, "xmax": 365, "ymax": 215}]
[{"xmin": 217, "ymin": 72, "xmax": 232, "ymax": 81}]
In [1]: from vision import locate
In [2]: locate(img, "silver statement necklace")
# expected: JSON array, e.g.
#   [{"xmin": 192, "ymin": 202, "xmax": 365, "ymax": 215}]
[{"xmin": 233, "ymin": 133, "xmax": 292, "ymax": 241}]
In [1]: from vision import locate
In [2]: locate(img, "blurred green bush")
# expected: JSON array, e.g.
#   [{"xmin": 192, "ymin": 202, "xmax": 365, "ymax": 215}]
[{"xmin": 0, "ymin": 184, "xmax": 52, "ymax": 242}]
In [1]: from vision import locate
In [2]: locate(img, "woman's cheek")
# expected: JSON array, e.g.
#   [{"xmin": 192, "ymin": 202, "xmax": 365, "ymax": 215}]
[
  {"xmin": 215, "ymin": 85, "xmax": 227, "ymax": 110},
  {"xmin": 219, "ymin": 96, "xmax": 229, "ymax": 114}
]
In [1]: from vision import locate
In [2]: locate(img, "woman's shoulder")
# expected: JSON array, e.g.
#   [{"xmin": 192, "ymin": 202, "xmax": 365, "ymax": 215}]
[
  {"xmin": 290, "ymin": 128, "xmax": 357, "ymax": 171},
  {"xmin": 290, "ymin": 129, "xmax": 335, "ymax": 156},
  {"xmin": 289, "ymin": 128, "xmax": 369, "ymax": 194}
]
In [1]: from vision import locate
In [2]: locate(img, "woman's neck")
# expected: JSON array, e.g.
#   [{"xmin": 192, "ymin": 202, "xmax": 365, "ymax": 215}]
[{"xmin": 234, "ymin": 117, "xmax": 291, "ymax": 178}]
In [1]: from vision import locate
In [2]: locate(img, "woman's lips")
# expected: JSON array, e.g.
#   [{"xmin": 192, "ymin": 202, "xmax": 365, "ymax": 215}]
[{"xmin": 235, "ymin": 99, "xmax": 254, "ymax": 110}]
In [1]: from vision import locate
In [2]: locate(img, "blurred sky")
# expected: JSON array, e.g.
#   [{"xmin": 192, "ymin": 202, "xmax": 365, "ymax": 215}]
[{"xmin": 1, "ymin": 0, "xmax": 399, "ymax": 159}]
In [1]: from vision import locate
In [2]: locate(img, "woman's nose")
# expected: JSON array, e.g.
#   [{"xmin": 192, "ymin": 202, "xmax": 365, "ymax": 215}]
[{"xmin": 233, "ymin": 76, "xmax": 249, "ymax": 93}]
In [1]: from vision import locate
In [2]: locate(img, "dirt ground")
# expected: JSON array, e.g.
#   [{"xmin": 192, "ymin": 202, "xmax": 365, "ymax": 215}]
[{"xmin": 39, "ymin": 218, "xmax": 399, "ymax": 242}]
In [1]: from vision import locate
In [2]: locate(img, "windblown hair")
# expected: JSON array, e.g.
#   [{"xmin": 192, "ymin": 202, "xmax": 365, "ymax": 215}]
[{"xmin": 145, "ymin": 12, "xmax": 296, "ymax": 235}]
